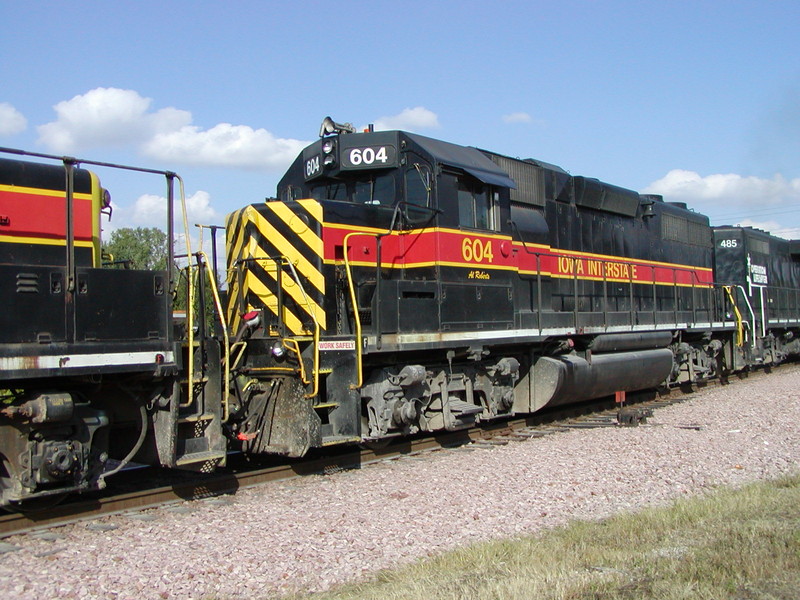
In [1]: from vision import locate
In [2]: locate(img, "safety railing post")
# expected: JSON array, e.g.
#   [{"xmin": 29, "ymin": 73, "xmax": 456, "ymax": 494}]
[{"xmin": 536, "ymin": 253, "xmax": 543, "ymax": 332}]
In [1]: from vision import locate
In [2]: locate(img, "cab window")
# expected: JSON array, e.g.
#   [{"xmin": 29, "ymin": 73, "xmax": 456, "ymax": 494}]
[
  {"xmin": 405, "ymin": 164, "xmax": 432, "ymax": 207},
  {"xmin": 281, "ymin": 185, "xmax": 304, "ymax": 202},
  {"xmin": 354, "ymin": 173, "xmax": 395, "ymax": 205},
  {"xmin": 310, "ymin": 181, "xmax": 348, "ymax": 202},
  {"xmin": 310, "ymin": 173, "xmax": 395, "ymax": 204},
  {"xmin": 458, "ymin": 177, "xmax": 496, "ymax": 230}
]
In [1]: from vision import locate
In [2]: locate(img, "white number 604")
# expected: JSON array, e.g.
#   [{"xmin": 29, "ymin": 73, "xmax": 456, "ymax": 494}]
[{"xmin": 349, "ymin": 146, "xmax": 388, "ymax": 166}]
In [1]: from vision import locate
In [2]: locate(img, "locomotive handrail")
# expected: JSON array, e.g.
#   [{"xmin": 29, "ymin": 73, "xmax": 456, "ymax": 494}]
[
  {"xmin": 723, "ymin": 286, "xmax": 746, "ymax": 347},
  {"xmin": 340, "ymin": 203, "xmax": 437, "ymax": 383},
  {"xmin": 171, "ymin": 178, "xmax": 202, "ymax": 414},
  {"xmin": 197, "ymin": 250, "xmax": 231, "ymax": 421},
  {"xmin": 283, "ymin": 259, "xmax": 320, "ymax": 399},
  {"xmin": 343, "ymin": 232, "xmax": 367, "ymax": 389},
  {"xmin": 0, "ymin": 146, "xmax": 178, "ymax": 177},
  {"xmin": 506, "ymin": 237, "xmax": 714, "ymax": 330},
  {"xmin": 507, "ymin": 220, "xmax": 541, "ymax": 257},
  {"xmin": 728, "ymin": 285, "xmax": 756, "ymax": 348},
  {"xmin": 736, "ymin": 284, "xmax": 757, "ymax": 348},
  {"xmin": 174, "ymin": 256, "xmax": 203, "ymax": 412}
]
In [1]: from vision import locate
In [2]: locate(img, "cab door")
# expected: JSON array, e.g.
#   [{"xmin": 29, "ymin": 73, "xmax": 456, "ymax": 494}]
[
  {"xmin": 389, "ymin": 157, "xmax": 440, "ymax": 334},
  {"xmin": 437, "ymin": 170, "xmax": 514, "ymax": 331}
]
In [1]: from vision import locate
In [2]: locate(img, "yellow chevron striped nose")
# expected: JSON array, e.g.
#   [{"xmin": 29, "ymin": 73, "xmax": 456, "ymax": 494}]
[{"xmin": 226, "ymin": 200, "xmax": 326, "ymax": 336}]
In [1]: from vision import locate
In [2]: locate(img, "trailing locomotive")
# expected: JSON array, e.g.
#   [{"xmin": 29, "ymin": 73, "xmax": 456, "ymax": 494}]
[
  {"xmin": 713, "ymin": 225, "xmax": 800, "ymax": 364},
  {"xmin": 2, "ymin": 120, "xmax": 799, "ymax": 507}
]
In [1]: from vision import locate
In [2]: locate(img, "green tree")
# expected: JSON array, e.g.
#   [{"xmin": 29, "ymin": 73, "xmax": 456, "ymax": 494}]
[{"xmin": 103, "ymin": 227, "xmax": 168, "ymax": 270}]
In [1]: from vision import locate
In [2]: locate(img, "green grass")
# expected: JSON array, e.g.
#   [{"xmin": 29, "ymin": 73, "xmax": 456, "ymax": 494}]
[{"xmin": 278, "ymin": 475, "xmax": 800, "ymax": 600}]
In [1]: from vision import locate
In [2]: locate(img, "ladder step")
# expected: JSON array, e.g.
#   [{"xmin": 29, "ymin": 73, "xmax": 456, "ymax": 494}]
[
  {"xmin": 313, "ymin": 402, "xmax": 339, "ymax": 409},
  {"xmin": 175, "ymin": 450, "xmax": 227, "ymax": 467},
  {"xmin": 321, "ymin": 435, "xmax": 362, "ymax": 446},
  {"xmin": 448, "ymin": 400, "xmax": 483, "ymax": 417},
  {"xmin": 178, "ymin": 413, "xmax": 216, "ymax": 423}
]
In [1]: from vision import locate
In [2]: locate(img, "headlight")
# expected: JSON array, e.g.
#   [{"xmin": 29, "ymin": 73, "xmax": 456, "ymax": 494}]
[{"xmin": 322, "ymin": 140, "xmax": 335, "ymax": 154}]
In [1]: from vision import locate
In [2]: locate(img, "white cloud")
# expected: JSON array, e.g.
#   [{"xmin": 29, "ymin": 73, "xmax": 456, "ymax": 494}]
[
  {"xmin": 36, "ymin": 87, "xmax": 307, "ymax": 170},
  {"xmin": 105, "ymin": 189, "xmax": 221, "ymax": 236},
  {"xmin": 643, "ymin": 169, "xmax": 800, "ymax": 209},
  {"xmin": 372, "ymin": 107, "xmax": 440, "ymax": 132},
  {"xmin": 135, "ymin": 190, "xmax": 220, "ymax": 228},
  {"xmin": 144, "ymin": 123, "xmax": 306, "ymax": 170},
  {"xmin": 0, "ymin": 102, "xmax": 27, "ymax": 135},
  {"xmin": 643, "ymin": 169, "xmax": 800, "ymax": 238},
  {"xmin": 502, "ymin": 112, "xmax": 533, "ymax": 124},
  {"xmin": 38, "ymin": 88, "xmax": 191, "ymax": 152},
  {"xmin": 733, "ymin": 218, "xmax": 799, "ymax": 240}
]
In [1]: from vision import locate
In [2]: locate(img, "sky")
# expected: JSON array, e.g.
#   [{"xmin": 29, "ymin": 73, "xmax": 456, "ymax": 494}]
[{"xmin": 2, "ymin": 0, "xmax": 799, "ymax": 247}]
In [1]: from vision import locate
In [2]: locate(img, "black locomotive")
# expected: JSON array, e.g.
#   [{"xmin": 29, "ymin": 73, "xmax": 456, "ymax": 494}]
[
  {"xmin": 2, "ymin": 120, "xmax": 799, "ymax": 506},
  {"xmin": 0, "ymin": 150, "xmax": 180, "ymax": 506}
]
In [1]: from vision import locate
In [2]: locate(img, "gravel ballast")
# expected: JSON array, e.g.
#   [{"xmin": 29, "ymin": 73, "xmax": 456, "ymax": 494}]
[{"xmin": 1, "ymin": 368, "xmax": 799, "ymax": 599}]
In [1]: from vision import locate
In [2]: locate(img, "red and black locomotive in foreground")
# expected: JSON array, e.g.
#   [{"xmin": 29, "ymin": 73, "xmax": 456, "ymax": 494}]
[{"xmin": 2, "ymin": 119, "xmax": 799, "ymax": 506}]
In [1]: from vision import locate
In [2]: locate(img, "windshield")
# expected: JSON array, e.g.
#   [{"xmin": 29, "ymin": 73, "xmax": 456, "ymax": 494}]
[{"xmin": 310, "ymin": 172, "xmax": 396, "ymax": 205}]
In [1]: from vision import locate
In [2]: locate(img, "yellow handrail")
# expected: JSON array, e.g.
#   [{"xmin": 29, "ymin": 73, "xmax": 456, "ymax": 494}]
[
  {"xmin": 283, "ymin": 338, "xmax": 310, "ymax": 383},
  {"xmin": 174, "ymin": 175, "xmax": 196, "ymax": 411},
  {"xmin": 342, "ymin": 232, "xmax": 365, "ymax": 389},
  {"xmin": 197, "ymin": 250, "xmax": 231, "ymax": 422},
  {"xmin": 723, "ymin": 285, "xmax": 745, "ymax": 348},
  {"xmin": 281, "ymin": 259, "xmax": 320, "ymax": 399},
  {"xmin": 240, "ymin": 255, "xmax": 321, "ymax": 399}
]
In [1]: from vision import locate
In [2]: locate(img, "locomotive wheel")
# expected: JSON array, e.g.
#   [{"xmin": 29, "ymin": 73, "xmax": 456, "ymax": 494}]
[
  {"xmin": 1, "ymin": 493, "xmax": 70, "ymax": 514},
  {"xmin": 0, "ymin": 454, "xmax": 69, "ymax": 514}
]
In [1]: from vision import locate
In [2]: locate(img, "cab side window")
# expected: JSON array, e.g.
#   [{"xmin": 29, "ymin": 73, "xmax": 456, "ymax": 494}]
[
  {"xmin": 405, "ymin": 164, "xmax": 432, "ymax": 207},
  {"xmin": 458, "ymin": 177, "xmax": 496, "ymax": 230}
]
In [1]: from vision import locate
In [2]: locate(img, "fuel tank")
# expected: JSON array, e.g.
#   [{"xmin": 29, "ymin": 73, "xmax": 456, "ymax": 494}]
[{"xmin": 514, "ymin": 348, "xmax": 674, "ymax": 412}]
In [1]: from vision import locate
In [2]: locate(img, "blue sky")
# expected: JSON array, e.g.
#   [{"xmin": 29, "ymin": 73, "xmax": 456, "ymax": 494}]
[{"xmin": 2, "ymin": 0, "xmax": 799, "ymax": 242}]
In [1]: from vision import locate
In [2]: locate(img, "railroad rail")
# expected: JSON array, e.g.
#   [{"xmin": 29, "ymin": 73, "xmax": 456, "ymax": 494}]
[{"xmin": 1, "ymin": 363, "xmax": 793, "ymax": 539}]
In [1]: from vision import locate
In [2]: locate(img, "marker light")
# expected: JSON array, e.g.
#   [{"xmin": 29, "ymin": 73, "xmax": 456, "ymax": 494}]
[{"xmin": 243, "ymin": 311, "xmax": 261, "ymax": 329}]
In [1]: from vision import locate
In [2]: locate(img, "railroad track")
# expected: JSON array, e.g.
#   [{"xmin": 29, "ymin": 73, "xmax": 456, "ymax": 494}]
[{"xmin": 1, "ymin": 363, "xmax": 793, "ymax": 539}]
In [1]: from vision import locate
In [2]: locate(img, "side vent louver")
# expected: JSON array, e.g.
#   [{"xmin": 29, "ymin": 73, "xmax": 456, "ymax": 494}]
[{"xmin": 16, "ymin": 272, "xmax": 39, "ymax": 293}]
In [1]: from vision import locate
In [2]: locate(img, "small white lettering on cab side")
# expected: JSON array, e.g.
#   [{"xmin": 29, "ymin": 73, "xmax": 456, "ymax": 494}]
[{"xmin": 318, "ymin": 340, "xmax": 356, "ymax": 351}]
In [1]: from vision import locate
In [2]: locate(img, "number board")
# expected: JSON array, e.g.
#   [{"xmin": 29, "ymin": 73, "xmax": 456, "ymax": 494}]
[
  {"xmin": 303, "ymin": 145, "xmax": 323, "ymax": 181},
  {"xmin": 340, "ymin": 145, "xmax": 398, "ymax": 170}
]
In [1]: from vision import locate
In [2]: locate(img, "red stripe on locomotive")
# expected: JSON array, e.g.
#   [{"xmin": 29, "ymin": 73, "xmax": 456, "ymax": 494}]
[
  {"xmin": 320, "ymin": 223, "xmax": 713, "ymax": 286},
  {"xmin": 0, "ymin": 188, "xmax": 94, "ymax": 241}
]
